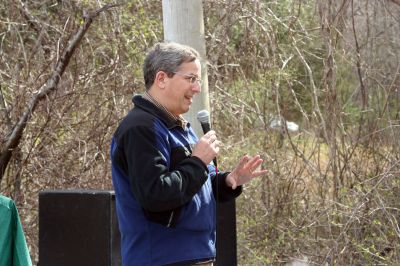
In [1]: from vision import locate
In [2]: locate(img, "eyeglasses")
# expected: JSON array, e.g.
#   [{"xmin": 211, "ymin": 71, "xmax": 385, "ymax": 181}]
[{"xmin": 172, "ymin": 72, "xmax": 202, "ymax": 86}]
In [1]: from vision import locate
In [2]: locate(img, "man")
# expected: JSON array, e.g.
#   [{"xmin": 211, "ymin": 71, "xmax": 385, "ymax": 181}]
[{"xmin": 111, "ymin": 42, "xmax": 267, "ymax": 266}]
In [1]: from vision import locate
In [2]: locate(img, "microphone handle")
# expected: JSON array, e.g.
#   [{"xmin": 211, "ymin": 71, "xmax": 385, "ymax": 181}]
[
  {"xmin": 200, "ymin": 122, "xmax": 218, "ymax": 169},
  {"xmin": 213, "ymin": 157, "xmax": 218, "ymax": 170},
  {"xmin": 200, "ymin": 123, "xmax": 211, "ymax": 134}
]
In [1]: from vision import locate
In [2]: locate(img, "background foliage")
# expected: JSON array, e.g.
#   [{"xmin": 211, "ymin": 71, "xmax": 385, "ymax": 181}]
[{"xmin": 1, "ymin": 0, "xmax": 399, "ymax": 265}]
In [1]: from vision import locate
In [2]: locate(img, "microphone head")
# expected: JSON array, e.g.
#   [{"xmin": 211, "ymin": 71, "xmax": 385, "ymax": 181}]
[{"xmin": 197, "ymin": 110, "xmax": 210, "ymax": 124}]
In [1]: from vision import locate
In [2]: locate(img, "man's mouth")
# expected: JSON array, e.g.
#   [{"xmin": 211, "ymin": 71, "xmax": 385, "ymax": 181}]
[{"xmin": 185, "ymin": 96, "xmax": 193, "ymax": 103}]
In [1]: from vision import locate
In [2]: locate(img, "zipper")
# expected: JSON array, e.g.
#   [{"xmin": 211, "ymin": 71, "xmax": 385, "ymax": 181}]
[{"xmin": 167, "ymin": 211, "xmax": 174, "ymax": 227}]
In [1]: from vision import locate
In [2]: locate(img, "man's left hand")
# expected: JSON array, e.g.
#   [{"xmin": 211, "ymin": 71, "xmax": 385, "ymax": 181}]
[{"xmin": 225, "ymin": 155, "xmax": 268, "ymax": 189}]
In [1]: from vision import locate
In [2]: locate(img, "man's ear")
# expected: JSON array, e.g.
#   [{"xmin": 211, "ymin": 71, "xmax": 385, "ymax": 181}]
[{"xmin": 155, "ymin": 71, "xmax": 168, "ymax": 89}]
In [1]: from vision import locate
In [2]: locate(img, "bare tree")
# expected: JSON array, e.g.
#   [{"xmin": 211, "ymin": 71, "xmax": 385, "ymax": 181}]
[{"xmin": 0, "ymin": 3, "xmax": 120, "ymax": 181}]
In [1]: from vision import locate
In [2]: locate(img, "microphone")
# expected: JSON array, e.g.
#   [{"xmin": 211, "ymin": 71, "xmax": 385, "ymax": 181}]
[
  {"xmin": 197, "ymin": 110, "xmax": 211, "ymax": 134},
  {"xmin": 197, "ymin": 110, "xmax": 218, "ymax": 169}
]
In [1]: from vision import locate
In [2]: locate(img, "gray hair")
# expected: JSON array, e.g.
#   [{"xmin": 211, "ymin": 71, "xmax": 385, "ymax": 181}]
[{"xmin": 143, "ymin": 42, "xmax": 200, "ymax": 91}]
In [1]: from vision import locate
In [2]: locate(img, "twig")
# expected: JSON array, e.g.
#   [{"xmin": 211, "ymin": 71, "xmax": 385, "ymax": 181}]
[
  {"xmin": 389, "ymin": 0, "xmax": 400, "ymax": 6},
  {"xmin": 0, "ymin": 84, "xmax": 12, "ymax": 131},
  {"xmin": 351, "ymin": 0, "xmax": 367, "ymax": 108}
]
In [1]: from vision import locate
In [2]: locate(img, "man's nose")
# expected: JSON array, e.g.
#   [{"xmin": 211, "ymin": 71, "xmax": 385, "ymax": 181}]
[{"xmin": 192, "ymin": 82, "xmax": 201, "ymax": 93}]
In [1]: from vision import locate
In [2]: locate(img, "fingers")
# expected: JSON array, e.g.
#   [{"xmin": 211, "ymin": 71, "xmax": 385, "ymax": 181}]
[
  {"xmin": 203, "ymin": 130, "xmax": 216, "ymax": 139},
  {"xmin": 203, "ymin": 130, "xmax": 217, "ymax": 143},
  {"xmin": 242, "ymin": 155, "xmax": 267, "ymax": 177},
  {"xmin": 201, "ymin": 130, "xmax": 221, "ymax": 149},
  {"xmin": 231, "ymin": 181, "xmax": 238, "ymax": 190},
  {"xmin": 248, "ymin": 156, "xmax": 268, "ymax": 177},
  {"xmin": 238, "ymin": 155, "xmax": 250, "ymax": 167},
  {"xmin": 192, "ymin": 131, "xmax": 221, "ymax": 165},
  {"xmin": 238, "ymin": 155, "xmax": 258, "ymax": 170},
  {"xmin": 252, "ymin": 169, "xmax": 268, "ymax": 177},
  {"xmin": 246, "ymin": 155, "xmax": 262, "ymax": 168}
]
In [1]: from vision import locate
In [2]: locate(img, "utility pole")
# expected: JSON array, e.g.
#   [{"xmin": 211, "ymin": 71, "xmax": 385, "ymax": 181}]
[
  {"xmin": 162, "ymin": 0, "xmax": 209, "ymax": 136},
  {"xmin": 162, "ymin": 1, "xmax": 237, "ymax": 266}
]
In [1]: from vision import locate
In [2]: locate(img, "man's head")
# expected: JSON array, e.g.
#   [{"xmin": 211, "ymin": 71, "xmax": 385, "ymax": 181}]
[
  {"xmin": 143, "ymin": 42, "xmax": 200, "ymax": 90},
  {"xmin": 143, "ymin": 42, "xmax": 202, "ymax": 116}
]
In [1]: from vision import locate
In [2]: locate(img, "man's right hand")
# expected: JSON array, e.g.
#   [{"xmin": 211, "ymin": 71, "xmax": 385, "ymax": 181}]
[{"xmin": 192, "ymin": 130, "xmax": 220, "ymax": 165}]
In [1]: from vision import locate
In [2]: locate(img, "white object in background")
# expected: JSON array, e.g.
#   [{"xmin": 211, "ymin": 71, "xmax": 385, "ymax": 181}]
[{"xmin": 269, "ymin": 117, "xmax": 299, "ymax": 132}]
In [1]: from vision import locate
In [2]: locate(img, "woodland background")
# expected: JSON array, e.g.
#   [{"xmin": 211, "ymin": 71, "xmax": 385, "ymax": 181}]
[{"xmin": 1, "ymin": 0, "xmax": 399, "ymax": 265}]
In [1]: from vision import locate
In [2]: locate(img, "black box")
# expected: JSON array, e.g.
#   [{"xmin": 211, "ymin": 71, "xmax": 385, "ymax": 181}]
[{"xmin": 39, "ymin": 190, "xmax": 121, "ymax": 266}]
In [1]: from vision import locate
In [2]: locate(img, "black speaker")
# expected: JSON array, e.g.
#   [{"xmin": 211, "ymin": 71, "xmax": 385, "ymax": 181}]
[
  {"xmin": 216, "ymin": 200, "xmax": 237, "ymax": 266},
  {"xmin": 39, "ymin": 190, "xmax": 121, "ymax": 266}
]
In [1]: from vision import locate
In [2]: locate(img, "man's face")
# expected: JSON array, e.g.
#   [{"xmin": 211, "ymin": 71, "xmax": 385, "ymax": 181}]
[{"xmin": 163, "ymin": 59, "xmax": 202, "ymax": 116}]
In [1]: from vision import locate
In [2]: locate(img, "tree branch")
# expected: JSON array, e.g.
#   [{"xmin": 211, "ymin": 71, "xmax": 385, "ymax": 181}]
[
  {"xmin": 0, "ymin": 84, "xmax": 12, "ymax": 131},
  {"xmin": 0, "ymin": 3, "xmax": 120, "ymax": 180},
  {"xmin": 351, "ymin": 0, "xmax": 367, "ymax": 109},
  {"xmin": 389, "ymin": 0, "xmax": 400, "ymax": 6}
]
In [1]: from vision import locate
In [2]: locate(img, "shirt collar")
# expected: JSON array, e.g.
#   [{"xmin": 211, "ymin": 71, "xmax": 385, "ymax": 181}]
[{"xmin": 143, "ymin": 91, "xmax": 188, "ymax": 129}]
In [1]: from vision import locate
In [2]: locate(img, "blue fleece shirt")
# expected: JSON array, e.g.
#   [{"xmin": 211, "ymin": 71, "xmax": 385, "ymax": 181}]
[{"xmin": 111, "ymin": 95, "xmax": 241, "ymax": 265}]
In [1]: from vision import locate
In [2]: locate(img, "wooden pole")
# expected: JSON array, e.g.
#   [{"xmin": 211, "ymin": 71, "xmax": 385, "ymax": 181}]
[
  {"xmin": 162, "ymin": 0, "xmax": 210, "ymax": 136},
  {"xmin": 162, "ymin": 2, "xmax": 238, "ymax": 266}
]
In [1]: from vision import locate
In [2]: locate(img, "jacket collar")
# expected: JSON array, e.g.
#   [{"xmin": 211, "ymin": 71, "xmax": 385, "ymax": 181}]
[{"xmin": 132, "ymin": 94, "xmax": 188, "ymax": 130}]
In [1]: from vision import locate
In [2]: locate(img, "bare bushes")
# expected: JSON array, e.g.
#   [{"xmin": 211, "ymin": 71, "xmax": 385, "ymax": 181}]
[{"xmin": 205, "ymin": 0, "xmax": 400, "ymax": 264}]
